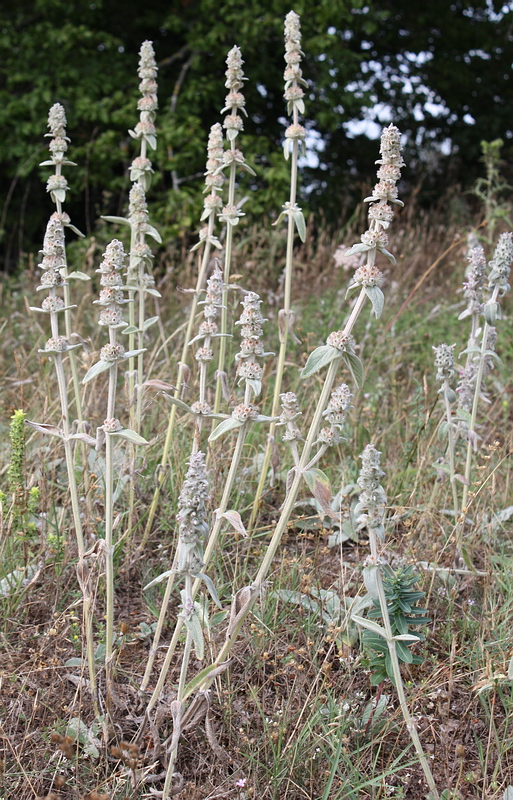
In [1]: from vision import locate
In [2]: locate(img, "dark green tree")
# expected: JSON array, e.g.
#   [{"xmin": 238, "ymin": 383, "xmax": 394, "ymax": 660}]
[{"xmin": 1, "ymin": 0, "xmax": 512, "ymax": 269}]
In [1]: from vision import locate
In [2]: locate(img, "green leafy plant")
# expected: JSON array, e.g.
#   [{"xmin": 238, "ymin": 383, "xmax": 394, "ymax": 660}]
[{"xmin": 362, "ymin": 564, "xmax": 430, "ymax": 685}]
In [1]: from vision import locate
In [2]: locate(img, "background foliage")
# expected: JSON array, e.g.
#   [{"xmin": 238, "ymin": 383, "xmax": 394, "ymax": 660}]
[{"xmin": 1, "ymin": 0, "xmax": 513, "ymax": 269}]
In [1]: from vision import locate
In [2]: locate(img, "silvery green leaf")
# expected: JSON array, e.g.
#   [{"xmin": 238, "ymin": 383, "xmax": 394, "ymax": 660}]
[
  {"xmin": 504, "ymin": 787, "xmax": 513, "ymax": 800},
  {"xmin": 51, "ymin": 189, "xmax": 66, "ymax": 203},
  {"xmin": 379, "ymin": 246, "xmax": 396, "ymax": 265},
  {"xmin": 208, "ymin": 417, "xmax": 244, "ymax": 442},
  {"xmin": 255, "ymin": 414, "xmax": 279, "ymax": 422},
  {"xmin": 143, "ymin": 569, "xmax": 177, "ymax": 590},
  {"xmin": 240, "ymin": 162, "xmax": 257, "ymax": 176},
  {"xmin": 459, "ymin": 345, "xmax": 481, "ymax": 357},
  {"xmin": 365, "ymin": 286, "xmax": 385, "ymax": 318},
  {"xmin": 200, "ymin": 207, "xmax": 213, "ymax": 222},
  {"xmin": 144, "ymin": 224, "xmax": 162, "ymax": 243},
  {"xmin": 438, "ymin": 421, "xmax": 449, "ymax": 441},
  {"xmin": 67, "ymin": 271, "xmax": 90, "ymax": 281},
  {"xmin": 65, "ymin": 657, "xmax": 84, "ymax": 667},
  {"xmin": 67, "ymin": 432, "xmax": 96, "ymax": 446},
  {"xmin": 484, "ymin": 349, "xmax": 503, "ymax": 367},
  {"xmin": 484, "ymin": 301, "xmax": 501, "ymax": 324},
  {"xmin": 161, "ymin": 395, "xmax": 193, "ymax": 413},
  {"xmin": 110, "ymin": 428, "xmax": 149, "ymax": 445},
  {"xmin": 273, "ymin": 210, "xmax": 287, "ymax": 227},
  {"xmin": 181, "ymin": 660, "xmax": 230, "ymax": 702},
  {"xmin": 122, "ymin": 325, "xmax": 140, "ymax": 335},
  {"xmin": 195, "ymin": 572, "xmax": 222, "ymax": 608},
  {"xmin": 446, "ymin": 387, "xmax": 457, "ymax": 404},
  {"xmin": 457, "ymin": 308, "xmax": 472, "ymax": 320},
  {"xmin": 101, "ymin": 215, "xmax": 130, "ymax": 226},
  {"xmin": 183, "ymin": 611, "xmax": 204, "ymax": 660},
  {"xmin": 123, "ymin": 348, "xmax": 146, "ymax": 359},
  {"xmin": 293, "ymin": 210, "xmax": 306, "ymax": 242},
  {"xmin": 456, "ymin": 408, "xmax": 472, "ymax": 424},
  {"xmin": 144, "ymin": 379, "xmax": 178, "ymax": 393},
  {"xmin": 143, "ymin": 315, "xmax": 159, "ymax": 331},
  {"xmin": 144, "ymin": 287, "xmax": 162, "ymax": 298},
  {"xmin": 283, "ymin": 141, "xmax": 291, "ymax": 161},
  {"xmin": 247, "ymin": 379, "xmax": 262, "ymax": 397},
  {"xmin": 345, "ymin": 282, "xmax": 360, "ymax": 298},
  {"xmin": 392, "ymin": 634, "xmax": 421, "ymax": 642},
  {"xmin": 39, "ymin": 159, "xmax": 56, "ymax": 166},
  {"xmin": 301, "ymin": 345, "xmax": 340, "ymax": 378},
  {"xmin": 64, "ymin": 223, "xmax": 85, "ymax": 237},
  {"xmin": 352, "ymin": 614, "xmax": 388, "ymax": 639},
  {"xmin": 82, "ymin": 359, "xmax": 112, "ymax": 383},
  {"xmin": 508, "ymin": 655, "xmax": 513, "ymax": 680},
  {"xmin": 342, "ymin": 351, "xmax": 364, "ymax": 387},
  {"xmin": 363, "ymin": 565, "xmax": 380, "ymax": 599},
  {"xmin": 144, "ymin": 133, "xmax": 157, "ymax": 150},
  {"xmin": 345, "ymin": 243, "xmax": 369, "ymax": 257}
]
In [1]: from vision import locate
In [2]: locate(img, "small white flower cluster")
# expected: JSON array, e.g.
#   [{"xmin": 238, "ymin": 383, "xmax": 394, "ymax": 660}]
[
  {"xmin": 234, "ymin": 292, "xmax": 269, "ymax": 397},
  {"xmin": 278, "ymin": 392, "xmax": 302, "ymax": 442},
  {"xmin": 203, "ymin": 123, "xmax": 225, "ymax": 199},
  {"xmin": 326, "ymin": 330, "xmax": 356, "ymax": 353},
  {"xmin": 317, "ymin": 384, "xmax": 352, "ymax": 446},
  {"xmin": 131, "ymin": 40, "xmax": 158, "ymax": 149},
  {"xmin": 433, "ymin": 343, "xmax": 455, "ymax": 383},
  {"xmin": 488, "ymin": 232, "xmax": 513, "ymax": 294},
  {"xmin": 283, "ymin": 11, "xmax": 306, "ymax": 155},
  {"xmin": 39, "ymin": 215, "xmax": 66, "ymax": 278},
  {"xmin": 44, "ymin": 104, "xmax": 72, "ymax": 203},
  {"xmin": 354, "ymin": 444, "xmax": 387, "ymax": 539},
  {"xmin": 176, "ymin": 451, "xmax": 210, "ymax": 574},
  {"xmin": 128, "ymin": 183, "xmax": 149, "ymax": 234},
  {"xmin": 95, "ymin": 240, "xmax": 128, "ymax": 328},
  {"xmin": 46, "ymin": 103, "xmax": 69, "ymax": 165}
]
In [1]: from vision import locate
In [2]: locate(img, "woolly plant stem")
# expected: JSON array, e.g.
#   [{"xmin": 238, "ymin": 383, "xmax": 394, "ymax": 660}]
[
  {"xmin": 249, "ymin": 135, "xmax": 299, "ymax": 531},
  {"xmin": 442, "ymin": 377, "xmax": 459, "ymax": 522},
  {"xmin": 105, "ymin": 328, "xmax": 119, "ymax": 690},
  {"xmin": 367, "ymin": 526, "xmax": 440, "ymax": 799},
  {"xmin": 138, "ymin": 234, "xmax": 214, "ymax": 553},
  {"xmin": 457, "ymin": 284, "xmax": 499, "ymax": 552},
  {"xmin": 213, "ymin": 163, "xmax": 237, "ymax": 415},
  {"xmin": 48, "ymin": 294, "xmax": 98, "ymax": 714},
  {"xmin": 143, "ymin": 384, "xmax": 251, "ymax": 709}
]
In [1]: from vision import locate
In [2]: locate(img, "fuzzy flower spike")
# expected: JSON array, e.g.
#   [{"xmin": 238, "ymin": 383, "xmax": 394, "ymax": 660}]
[
  {"xmin": 129, "ymin": 40, "xmax": 158, "ymax": 153},
  {"xmin": 283, "ymin": 10, "xmax": 307, "ymax": 160},
  {"xmin": 345, "ymin": 124, "xmax": 404, "ymax": 318}
]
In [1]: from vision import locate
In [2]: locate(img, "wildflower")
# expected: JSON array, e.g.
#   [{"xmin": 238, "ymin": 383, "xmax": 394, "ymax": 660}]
[
  {"xmin": 488, "ymin": 231, "xmax": 513, "ymax": 294},
  {"xmin": 462, "ymin": 246, "xmax": 487, "ymax": 315},
  {"xmin": 103, "ymin": 417, "xmax": 123, "ymax": 432},
  {"xmin": 232, "ymin": 404, "xmax": 259, "ymax": 423},
  {"xmin": 47, "ymin": 103, "xmax": 68, "ymax": 138},
  {"xmin": 354, "ymin": 444, "xmax": 387, "ymax": 535},
  {"xmin": 95, "ymin": 240, "xmax": 127, "ymax": 328},
  {"xmin": 433, "ymin": 343, "xmax": 455, "ymax": 383},
  {"xmin": 176, "ymin": 452, "xmax": 209, "ymax": 573},
  {"xmin": 326, "ymin": 331, "xmax": 356, "ymax": 353},
  {"xmin": 218, "ymin": 204, "xmax": 245, "ymax": 226}
]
